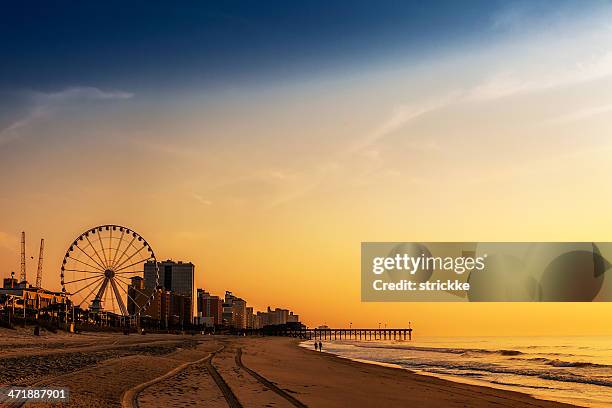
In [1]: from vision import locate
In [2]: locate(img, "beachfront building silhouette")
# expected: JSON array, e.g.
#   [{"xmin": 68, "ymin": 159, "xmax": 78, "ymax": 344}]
[
  {"xmin": 268, "ymin": 307, "xmax": 289, "ymax": 325},
  {"xmin": 128, "ymin": 276, "xmax": 192, "ymax": 327},
  {"xmin": 232, "ymin": 298, "xmax": 247, "ymax": 329},
  {"xmin": 246, "ymin": 306, "xmax": 255, "ymax": 329},
  {"xmin": 253, "ymin": 307, "xmax": 300, "ymax": 328},
  {"xmin": 144, "ymin": 260, "xmax": 195, "ymax": 322},
  {"xmin": 222, "ymin": 291, "xmax": 247, "ymax": 329},
  {"xmin": 196, "ymin": 289, "xmax": 222, "ymax": 327},
  {"xmin": 145, "ymin": 260, "xmax": 194, "ymax": 297},
  {"xmin": 0, "ymin": 276, "xmax": 68, "ymax": 318}
]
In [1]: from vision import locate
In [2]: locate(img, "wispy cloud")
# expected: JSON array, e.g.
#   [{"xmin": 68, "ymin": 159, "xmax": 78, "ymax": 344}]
[
  {"xmin": 545, "ymin": 103, "xmax": 612, "ymax": 125},
  {"xmin": 362, "ymin": 41, "xmax": 612, "ymax": 151},
  {"xmin": 192, "ymin": 193, "xmax": 212, "ymax": 206},
  {"xmin": 348, "ymin": 92, "xmax": 461, "ymax": 154},
  {"xmin": 353, "ymin": 46, "xmax": 612, "ymax": 154},
  {"xmin": 271, "ymin": 6, "xmax": 612, "ymax": 207},
  {"xmin": 0, "ymin": 106, "xmax": 49, "ymax": 145},
  {"xmin": 32, "ymin": 86, "xmax": 133, "ymax": 102},
  {"xmin": 467, "ymin": 52, "xmax": 612, "ymax": 102},
  {"xmin": 0, "ymin": 86, "xmax": 133, "ymax": 146}
]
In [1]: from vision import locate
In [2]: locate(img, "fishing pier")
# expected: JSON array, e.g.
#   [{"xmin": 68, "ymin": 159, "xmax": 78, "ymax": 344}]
[{"xmin": 242, "ymin": 327, "xmax": 413, "ymax": 340}]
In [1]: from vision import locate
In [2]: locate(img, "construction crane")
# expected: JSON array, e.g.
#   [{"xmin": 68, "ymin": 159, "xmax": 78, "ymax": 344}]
[
  {"xmin": 36, "ymin": 238, "xmax": 44, "ymax": 288},
  {"xmin": 19, "ymin": 231, "xmax": 26, "ymax": 283}
]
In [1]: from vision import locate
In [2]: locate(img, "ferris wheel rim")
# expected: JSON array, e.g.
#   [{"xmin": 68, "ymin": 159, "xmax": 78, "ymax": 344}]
[{"xmin": 60, "ymin": 224, "xmax": 159, "ymax": 317}]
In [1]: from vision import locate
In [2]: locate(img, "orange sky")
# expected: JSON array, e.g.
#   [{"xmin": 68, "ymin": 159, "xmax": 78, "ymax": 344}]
[{"xmin": 2, "ymin": 5, "xmax": 612, "ymax": 336}]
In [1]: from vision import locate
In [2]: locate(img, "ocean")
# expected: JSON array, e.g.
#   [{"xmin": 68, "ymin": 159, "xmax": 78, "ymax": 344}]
[{"xmin": 300, "ymin": 336, "xmax": 612, "ymax": 407}]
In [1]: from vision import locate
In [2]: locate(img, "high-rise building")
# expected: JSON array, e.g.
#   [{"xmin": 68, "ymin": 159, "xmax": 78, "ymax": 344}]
[
  {"xmin": 232, "ymin": 297, "xmax": 247, "ymax": 329},
  {"xmin": 196, "ymin": 289, "xmax": 222, "ymax": 326},
  {"xmin": 252, "ymin": 306, "xmax": 301, "ymax": 328},
  {"xmin": 170, "ymin": 292, "xmax": 192, "ymax": 327},
  {"xmin": 127, "ymin": 276, "xmax": 156, "ymax": 316},
  {"xmin": 222, "ymin": 291, "xmax": 247, "ymax": 328},
  {"xmin": 267, "ymin": 307, "xmax": 289, "ymax": 325},
  {"xmin": 246, "ymin": 306, "xmax": 255, "ymax": 329},
  {"xmin": 222, "ymin": 291, "xmax": 234, "ymax": 326},
  {"xmin": 145, "ymin": 260, "xmax": 194, "ymax": 296},
  {"xmin": 130, "ymin": 284, "xmax": 192, "ymax": 327},
  {"xmin": 144, "ymin": 260, "xmax": 195, "ymax": 321},
  {"xmin": 254, "ymin": 311, "xmax": 269, "ymax": 329}
]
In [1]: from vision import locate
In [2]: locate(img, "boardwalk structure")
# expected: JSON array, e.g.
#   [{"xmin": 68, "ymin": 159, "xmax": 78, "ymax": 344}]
[
  {"xmin": 310, "ymin": 328, "xmax": 412, "ymax": 341},
  {"xmin": 239, "ymin": 327, "xmax": 413, "ymax": 340}
]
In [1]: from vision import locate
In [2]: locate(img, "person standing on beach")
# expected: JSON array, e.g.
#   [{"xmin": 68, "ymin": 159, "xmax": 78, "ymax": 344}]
[
  {"xmin": 314, "ymin": 341, "xmax": 318, "ymax": 351},
  {"xmin": 318, "ymin": 341, "xmax": 322, "ymax": 351}
]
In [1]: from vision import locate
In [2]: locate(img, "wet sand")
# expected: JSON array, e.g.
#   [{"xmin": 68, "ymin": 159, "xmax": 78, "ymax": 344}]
[
  {"xmin": 0, "ymin": 329, "xmax": 578, "ymax": 407},
  {"xmin": 237, "ymin": 337, "xmax": 577, "ymax": 408}
]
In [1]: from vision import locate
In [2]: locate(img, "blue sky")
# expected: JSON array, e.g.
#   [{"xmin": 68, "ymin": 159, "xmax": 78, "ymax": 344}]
[{"xmin": 0, "ymin": 1, "xmax": 509, "ymax": 91}]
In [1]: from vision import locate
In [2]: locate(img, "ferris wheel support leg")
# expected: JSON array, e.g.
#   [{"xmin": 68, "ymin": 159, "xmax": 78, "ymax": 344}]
[{"xmin": 110, "ymin": 278, "xmax": 128, "ymax": 316}]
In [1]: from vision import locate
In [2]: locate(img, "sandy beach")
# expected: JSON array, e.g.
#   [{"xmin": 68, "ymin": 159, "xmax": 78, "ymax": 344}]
[{"xmin": 0, "ymin": 328, "xmax": 579, "ymax": 408}]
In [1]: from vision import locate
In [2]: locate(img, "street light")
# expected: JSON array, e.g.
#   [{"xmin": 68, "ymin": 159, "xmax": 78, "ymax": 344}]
[
  {"xmin": 378, "ymin": 322, "xmax": 381, "ymax": 329},
  {"xmin": 349, "ymin": 322, "xmax": 352, "ymax": 329}
]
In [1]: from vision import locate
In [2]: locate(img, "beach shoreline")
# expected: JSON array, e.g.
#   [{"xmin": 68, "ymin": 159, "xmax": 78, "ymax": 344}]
[
  {"xmin": 0, "ymin": 329, "xmax": 580, "ymax": 407},
  {"xmin": 297, "ymin": 335, "xmax": 612, "ymax": 408},
  {"xmin": 236, "ymin": 336, "xmax": 579, "ymax": 407}
]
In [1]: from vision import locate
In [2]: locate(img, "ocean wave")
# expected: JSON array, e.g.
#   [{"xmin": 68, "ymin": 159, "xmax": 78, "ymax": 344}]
[
  {"xmin": 309, "ymin": 340, "xmax": 612, "ymax": 390},
  {"xmin": 537, "ymin": 373, "xmax": 612, "ymax": 387},
  {"xmin": 546, "ymin": 359, "xmax": 609, "ymax": 368},
  {"xmin": 350, "ymin": 343, "xmax": 525, "ymax": 356},
  {"xmin": 343, "ymin": 342, "xmax": 594, "ymax": 360},
  {"xmin": 508, "ymin": 357, "xmax": 611, "ymax": 368},
  {"xmin": 489, "ymin": 380, "xmax": 557, "ymax": 390},
  {"xmin": 498, "ymin": 350, "xmax": 523, "ymax": 356},
  {"xmin": 392, "ymin": 360, "xmax": 612, "ymax": 387}
]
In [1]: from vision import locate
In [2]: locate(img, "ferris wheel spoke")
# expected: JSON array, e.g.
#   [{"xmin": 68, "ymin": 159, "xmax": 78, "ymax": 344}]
[
  {"xmin": 115, "ymin": 257, "xmax": 151, "ymax": 273},
  {"xmin": 85, "ymin": 235, "xmax": 108, "ymax": 270},
  {"xmin": 70, "ymin": 276, "xmax": 104, "ymax": 297},
  {"xmin": 116, "ymin": 281, "xmax": 142, "ymax": 312},
  {"xmin": 63, "ymin": 275, "xmax": 103, "ymax": 285},
  {"xmin": 110, "ymin": 229, "xmax": 125, "ymax": 267},
  {"xmin": 62, "ymin": 269, "xmax": 104, "ymax": 275},
  {"xmin": 114, "ymin": 275, "xmax": 137, "ymax": 296},
  {"xmin": 112, "ymin": 235, "xmax": 136, "ymax": 270},
  {"xmin": 82, "ymin": 278, "xmax": 106, "ymax": 308},
  {"xmin": 113, "ymin": 244, "xmax": 147, "ymax": 271},
  {"xmin": 115, "ymin": 275, "xmax": 151, "ymax": 300},
  {"xmin": 97, "ymin": 233, "xmax": 110, "ymax": 269},
  {"xmin": 114, "ymin": 274, "xmax": 131, "ymax": 284},
  {"xmin": 115, "ymin": 234, "xmax": 148, "ymax": 270},
  {"xmin": 94, "ymin": 277, "xmax": 110, "ymax": 301},
  {"xmin": 68, "ymin": 256, "xmax": 106, "ymax": 272},
  {"xmin": 108, "ymin": 228, "xmax": 113, "ymax": 265},
  {"xmin": 114, "ymin": 274, "xmax": 136, "ymax": 289},
  {"xmin": 74, "ymin": 244, "xmax": 107, "ymax": 271},
  {"xmin": 115, "ymin": 270, "xmax": 144, "ymax": 275}
]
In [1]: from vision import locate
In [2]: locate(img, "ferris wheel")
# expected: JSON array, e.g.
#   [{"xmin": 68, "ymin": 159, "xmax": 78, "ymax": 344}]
[{"xmin": 60, "ymin": 225, "xmax": 159, "ymax": 317}]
